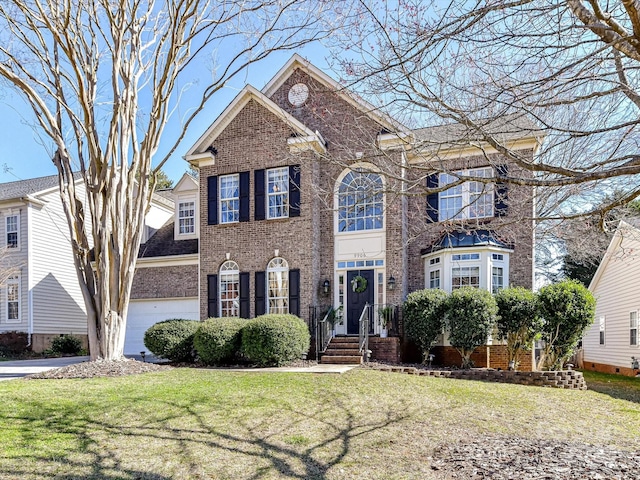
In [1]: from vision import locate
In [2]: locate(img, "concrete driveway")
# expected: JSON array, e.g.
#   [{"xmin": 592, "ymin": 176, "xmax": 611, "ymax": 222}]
[{"xmin": 0, "ymin": 356, "xmax": 90, "ymax": 381}]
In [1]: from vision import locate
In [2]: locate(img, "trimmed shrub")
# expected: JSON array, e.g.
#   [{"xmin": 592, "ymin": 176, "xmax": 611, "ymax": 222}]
[
  {"xmin": 48, "ymin": 334, "xmax": 83, "ymax": 356},
  {"xmin": 537, "ymin": 280, "xmax": 596, "ymax": 370},
  {"xmin": 241, "ymin": 314, "xmax": 310, "ymax": 367},
  {"xmin": 403, "ymin": 289, "xmax": 448, "ymax": 362},
  {"xmin": 0, "ymin": 331, "xmax": 29, "ymax": 356},
  {"xmin": 143, "ymin": 319, "xmax": 200, "ymax": 362},
  {"xmin": 194, "ymin": 317, "xmax": 247, "ymax": 365},
  {"xmin": 446, "ymin": 287, "xmax": 498, "ymax": 369},
  {"xmin": 495, "ymin": 287, "xmax": 542, "ymax": 369}
]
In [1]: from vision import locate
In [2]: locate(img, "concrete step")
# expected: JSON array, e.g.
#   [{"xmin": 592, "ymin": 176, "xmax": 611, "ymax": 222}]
[
  {"xmin": 321, "ymin": 355, "xmax": 362, "ymax": 365},
  {"xmin": 324, "ymin": 348, "xmax": 360, "ymax": 356}
]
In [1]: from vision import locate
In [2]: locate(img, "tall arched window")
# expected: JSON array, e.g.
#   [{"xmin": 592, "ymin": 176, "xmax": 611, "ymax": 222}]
[
  {"xmin": 219, "ymin": 260, "xmax": 240, "ymax": 317},
  {"xmin": 267, "ymin": 257, "xmax": 289, "ymax": 314},
  {"xmin": 338, "ymin": 170, "xmax": 384, "ymax": 232}
]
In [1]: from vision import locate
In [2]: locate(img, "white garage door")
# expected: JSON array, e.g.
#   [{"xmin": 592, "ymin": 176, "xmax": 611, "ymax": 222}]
[{"xmin": 126, "ymin": 298, "xmax": 199, "ymax": 355}]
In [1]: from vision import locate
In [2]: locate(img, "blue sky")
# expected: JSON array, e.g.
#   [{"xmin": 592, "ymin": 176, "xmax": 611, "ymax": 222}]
[{"xmin": 0, "ymin": 44, "xmax": 331, "ymax": 186}]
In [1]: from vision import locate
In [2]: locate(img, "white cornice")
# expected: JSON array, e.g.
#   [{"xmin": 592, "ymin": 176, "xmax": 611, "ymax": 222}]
[
  {"xmin": 407, "ymin": 137, "xmax": 542, "ymax": 163},
  {"xmin": 136, "ymin": 253, "xmax": 199, "ymax": 268}
]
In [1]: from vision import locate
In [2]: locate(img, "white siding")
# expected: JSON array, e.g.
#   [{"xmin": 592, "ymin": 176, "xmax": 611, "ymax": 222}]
[
  {"xmin": 0, "ymin": 206, "xmax": 28, "ymax": 332},
  {"xmin": 584, "ymin": 231, "xmax": 640, "ymax": 369},
  {"xmin": 30, "ymin": 187, "xmax": 88, "ymax": 335}
]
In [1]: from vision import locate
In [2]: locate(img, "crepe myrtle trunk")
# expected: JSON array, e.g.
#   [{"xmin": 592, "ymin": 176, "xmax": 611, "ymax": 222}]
[{"xmin": 55, "ymin": 151, "xmax": 148, "ymax": 361}]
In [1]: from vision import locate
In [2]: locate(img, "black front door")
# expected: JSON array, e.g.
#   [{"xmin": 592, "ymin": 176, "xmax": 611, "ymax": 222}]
[{"xmin": 346, "ymin": 270, "xmax": 375, "ymax": 335}]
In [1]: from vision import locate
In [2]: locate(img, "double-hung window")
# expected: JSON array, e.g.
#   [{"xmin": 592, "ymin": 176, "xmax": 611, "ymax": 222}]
[
  {"xmin": 219, "ymin": 261, "xmax": 240, "ymax": 317},
  {"xmin": 267, "ymin": 167, "xmax": 289, "ymax": 219},
  {"xmin": 220, "ymin": 174, "xmax": 240, "ymax": 224},
  {"xmin": 439, "ymin": 167, "xmax": 494, "ymax": 221},
  {"xmin": 452, "ymin": 266, "xmax": 480, "ymax": 289},
  {"xmin": 6, "ymin": 215, "xmax": 18, "ymax": 248},
  {"xmin": 178, "ymin": 202, "xmax": 195, "ymax": 235},
  {"xmin": 6, "ymin": 275, "xmax": 19, "ymax": 321},
  {"xmin": 631, "ymin": 311, "xmax": 638, "ymax": 346},
  {"xmin": 267, "ymin": 257, "xmax": 289, "ymax": 314}
]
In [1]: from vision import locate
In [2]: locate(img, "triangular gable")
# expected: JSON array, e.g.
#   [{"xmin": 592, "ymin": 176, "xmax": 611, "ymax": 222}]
[
  {"xmin": 173, "ymin": 172, "xmax": 198, "ymax": 194},
  {"xmin": 262, "ymin": 54, "xmax": 408, "ymax": 136},
  {"xmin": 589, "ymin": 220, "xmax": 640, "ymax": 292},
  {"xmin": 185, "ymin": 84, "xmax": 326, "ymax": 166}
]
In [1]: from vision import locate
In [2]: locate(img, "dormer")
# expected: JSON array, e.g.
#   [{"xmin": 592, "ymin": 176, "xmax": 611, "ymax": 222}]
[{"xmin": 172, "ymin": 172, "xmax": 199, "ymax": 241}]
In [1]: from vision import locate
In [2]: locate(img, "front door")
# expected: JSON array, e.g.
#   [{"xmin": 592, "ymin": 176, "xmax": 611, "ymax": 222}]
[{"xmin": 346, "ymin": 270, "xmax": 375, "ymax": 335}]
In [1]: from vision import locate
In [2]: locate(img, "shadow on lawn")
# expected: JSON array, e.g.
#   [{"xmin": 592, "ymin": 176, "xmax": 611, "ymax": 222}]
[
  {"xmin": 583, "ymin": 375, "xmax": 640, "ymax": 404},
  {"xmin": 1, "ymin": 393, "xmax": 410, "ymax": 479}
]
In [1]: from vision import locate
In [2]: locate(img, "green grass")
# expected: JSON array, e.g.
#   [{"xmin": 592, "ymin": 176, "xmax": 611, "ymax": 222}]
[{"xmin": 0, "ymin": 368, "xmax": 639, "ymax": 479}]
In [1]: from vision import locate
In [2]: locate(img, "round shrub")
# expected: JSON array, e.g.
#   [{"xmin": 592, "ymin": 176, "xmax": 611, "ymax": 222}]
[
  {"xmin": 403, "ymin": 289, "xmax": 448, "ymax": 362},
  {"xmin": 241, "ymin": 314, "xmax": 310, "ymax": 367},
  {"xmin": 48, "ymin": 334, "xmax": 83, "ymax": 356},
  {"xmin": 194, "ymin": 317, "xmax": 247, "ymax": 365},
  {"xmin": 143, "ymin": 319, "xmax": 200, "ymax": 362},
  {"xmin": 446, "ymin": 287, "xmax": 498, "ymax": 369}
]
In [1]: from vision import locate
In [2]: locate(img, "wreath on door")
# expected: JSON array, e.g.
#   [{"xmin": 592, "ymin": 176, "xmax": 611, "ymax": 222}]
[{"xmin": 351, "ymin": 275, "xmax": 368, "ymax": 293}]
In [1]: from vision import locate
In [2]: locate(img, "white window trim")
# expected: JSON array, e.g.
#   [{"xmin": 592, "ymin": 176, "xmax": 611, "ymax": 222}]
[
  {"xmin": 178, "ymin": 201, "xmax": 196, "ymax": 235},
  {"xmin": 6, "ymin": 213, "xmax": 20, "ymax": 250},
  {"xmin": 423, "ymin": 247, "xmax": 510, "ymax": 293},
  {"xmin": 5, "ymin": 274, "xmax": 21, "ymax": 323},
  {"xmin": 334, "ymin": 164, "xmax": 386, "ymax": 235},
  {"xmin": 630, "ymin": 311, "xmax": 638, "ymax": 347},
  {"xmin": 219, "ymin": 260, "xmax": 240, "ymax": 318},
  {"xmin": 174, "ymin": 195, "xmax": 198, "ymax": 240},
  {"xmin": 266, "ymin": 167, "xmax": 289, "ymax": 220},
  {"xmin": 439, "ymin": 167, "xmax": 494, "ymax": 221},
  {"xmin": 267, "ymin": 257, "xmax": 289, "ymax": 314},
  {"xmin": 219, "ymin": 173, "xmax": 240, "ymax": 224},
  {"xmin": 599, "ymin": 316, "xmax": 606, "ymax": 346}
]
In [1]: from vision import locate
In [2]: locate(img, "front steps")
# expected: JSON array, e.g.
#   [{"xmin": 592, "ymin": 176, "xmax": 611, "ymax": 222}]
[{"xmin": 320, "ymin": 336, "xmax": 362, "ymax": 365}]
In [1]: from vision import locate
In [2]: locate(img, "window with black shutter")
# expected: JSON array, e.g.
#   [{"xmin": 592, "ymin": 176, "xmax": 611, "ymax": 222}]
[
  {"xmin": 254, "ymin": 169, "xmax": 265, "ymax": 221},
  {"xmin": 255, "ymin": 271, "xmax": 266, "ymax": 316},
  {"xmin": 288, "ymin": 269, "xmax": 300, "ymax": 317},
  {"xmin": 495, "ymin": 165, "xmax": 509, "ymax": 217},
  {"xmin": 426, "ymin": 173, "xmax": 439, "ymax": 223},
  {"xmin": 289, "ymin": 165, "xmax": 301, "ymax": 217},
  {"xmin": 239, "ymin": 172, "xmax": 250, "ymax": 222},
  {"xmin": 239, "ymin": 272, "xmax": 250, "ymax": 318},
  {"xmin": 207, "ymin": 176, "xmax": 218, "ymax": 225},
  {"xmin": 207, "ymin": 274, "xmax": 218, "ymax": 318}
]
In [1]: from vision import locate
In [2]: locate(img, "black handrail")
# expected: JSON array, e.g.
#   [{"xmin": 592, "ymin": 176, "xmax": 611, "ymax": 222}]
[{"xmin": 358, "ymin": 303, "xmax": 370, "ymax": 364}]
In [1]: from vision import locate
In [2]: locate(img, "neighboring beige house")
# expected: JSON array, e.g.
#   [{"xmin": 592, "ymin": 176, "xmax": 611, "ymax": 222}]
[
  {"xmin": 584, "ymin": 220, "xmax": 640, "ymax": 376},
  {"xmin": 0, "ymin": 174, "xmax": 174, "ymax": 352}
]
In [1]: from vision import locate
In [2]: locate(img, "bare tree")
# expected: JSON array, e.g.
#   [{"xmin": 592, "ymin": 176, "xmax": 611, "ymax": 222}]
[
  {"xmin": 0, "ymin": 247, "xmax": 21, "ymax": 288},
  {"xmin": 328, "ymin": 1, "xmax": 640, "ymax": 222},
  {"xmin": 0, "ymin": 0, "xmax": 341, "ymax": 361}
]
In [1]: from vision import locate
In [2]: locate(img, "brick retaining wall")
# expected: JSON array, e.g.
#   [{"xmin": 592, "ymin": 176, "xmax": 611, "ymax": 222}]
[{"xmin": 370, "ymin": 366, "xmax": 587, "ymax": 390}]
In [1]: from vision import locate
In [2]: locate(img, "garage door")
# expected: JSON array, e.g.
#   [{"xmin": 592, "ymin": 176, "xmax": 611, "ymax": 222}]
[{"xmin": 126, "ymin": 298, "xmax": 199, "ymax": 355}]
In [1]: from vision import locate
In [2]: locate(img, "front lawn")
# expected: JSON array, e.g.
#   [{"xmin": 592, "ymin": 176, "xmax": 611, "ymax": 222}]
[{"xmin": 0, "ymin": 368, "xmax": 639, "ymax": 479}]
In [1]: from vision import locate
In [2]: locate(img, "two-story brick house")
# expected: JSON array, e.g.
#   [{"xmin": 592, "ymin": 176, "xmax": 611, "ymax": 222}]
[{"xmin": 183, "ymin": 55, "xmax": 540, "ymax": 366}]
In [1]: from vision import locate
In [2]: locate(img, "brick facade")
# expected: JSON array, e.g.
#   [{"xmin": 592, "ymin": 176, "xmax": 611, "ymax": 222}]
[
  {"xmin": 131, "ymin": 265, "xmax": 198, "ymax": 300},
  {"xmin": 187, "ymin": 56, "xmax": 538, "ymax": 369},
  {"xmin": 432, "ymin": 345, "xmax": 535, "ymax": 371},
  {"xmin": 583, "ymin": 360, "xmax": 640, "ymax": 377}
]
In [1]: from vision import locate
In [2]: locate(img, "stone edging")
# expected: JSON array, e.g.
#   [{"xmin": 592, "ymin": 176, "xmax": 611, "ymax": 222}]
[{"xmin": 369, "ymin": 366, "xmax": 587, "ymax": 390}]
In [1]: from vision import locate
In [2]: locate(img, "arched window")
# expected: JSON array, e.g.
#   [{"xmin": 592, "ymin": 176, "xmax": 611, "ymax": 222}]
[
  {"xmin": 219, "ymin": 260, "xmax": 240, "ymax": 317},
  {"xmin": 338, "ymin": 170, "xmax": 384, "ymax": 232},
  {"xmin": 267, "ymin": 257, "xmax": 289, "ymax": 314}
]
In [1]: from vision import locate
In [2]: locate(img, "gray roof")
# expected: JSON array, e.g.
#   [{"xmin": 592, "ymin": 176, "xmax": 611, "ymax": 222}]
[
  {"xmin": 421, "ymin": 229, "xmax": 512, "ymax": 255},
  {"xmin": 413, "ymin": 114, "xmax": 543, "ymax": 148},
  {"xmin": 138, "ymin": 221, "xmax": 198, "ymax": 258},
  {"xmin": 0, "ymin": 174, "xmax": 62, "ymax": 202}
]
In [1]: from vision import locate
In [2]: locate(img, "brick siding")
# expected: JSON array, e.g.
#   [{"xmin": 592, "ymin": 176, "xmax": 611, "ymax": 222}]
[{"xmin": 131, "ymin": 265, "xmax": 198, "ymax": 299}]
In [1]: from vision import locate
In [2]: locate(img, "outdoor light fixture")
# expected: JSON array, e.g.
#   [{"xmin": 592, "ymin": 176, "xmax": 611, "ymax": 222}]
[
  {"xmin": 387, "ymin": 275, "xmax": 396, "ymax": 291},
  {"xmin": 323, "ymin": 279, "xmax": 330, "ymax": 295}
]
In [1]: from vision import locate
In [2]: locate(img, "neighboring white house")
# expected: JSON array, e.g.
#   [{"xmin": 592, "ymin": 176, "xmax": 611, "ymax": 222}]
[
  {"xmin": 584, "ymin": 220, "xmax": 640, "ymax": 376},
  {"xmin": 0, "ymin": 173, "xmax": 174, "ymax": 352}
]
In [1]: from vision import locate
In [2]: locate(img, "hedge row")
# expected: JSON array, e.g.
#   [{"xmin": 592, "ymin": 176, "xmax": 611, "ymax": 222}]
[{"xmin": 143, "ymin": 314, "xmax": 310, "ymax": 367}]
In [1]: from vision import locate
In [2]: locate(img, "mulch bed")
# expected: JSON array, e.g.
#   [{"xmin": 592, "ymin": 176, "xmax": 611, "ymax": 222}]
[
  {"xmin": 26, "ymin": 358, "xmax": 172, "ymax": 379},
  {"xmin": 430, "ymin": 437, "xmax": 640, "ymax": 479}
]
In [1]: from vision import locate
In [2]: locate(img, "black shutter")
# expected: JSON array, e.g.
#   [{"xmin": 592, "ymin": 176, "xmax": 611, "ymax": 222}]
[
  {"xmin": 289, "ymin": 165, "xmax": 301, "ymax": 218},
  {"xmin": 288, "ymin": 269, "xmax": 300, "ymax": 317},
  {"xmin": 255, "ymin": 169, "xmax": 265, "ymax": 221},
  {"xmin": 426, "ymin": 173, "xmax": 439, "ymax": 223},
  {"xmin": 239, "ymin": 272, "xmax": 250, "ymax": 318},
  {"xmin": 207, "ymin": 176, "xmax": 218, "ymax": 225},
  {"xmin": 255, "ymin": 271, "xmax": 266, "ymax": 316},
  {"xmin": 495, "ymin": 165, "xmax": 509, "ymax": 217},
  {"xmin": 239, "ymin": 171, "xmax": 250, "ymax": 222},
  {"xmin": 207, "ymin": 274, "xmax": 218, "ymax": 318}
]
